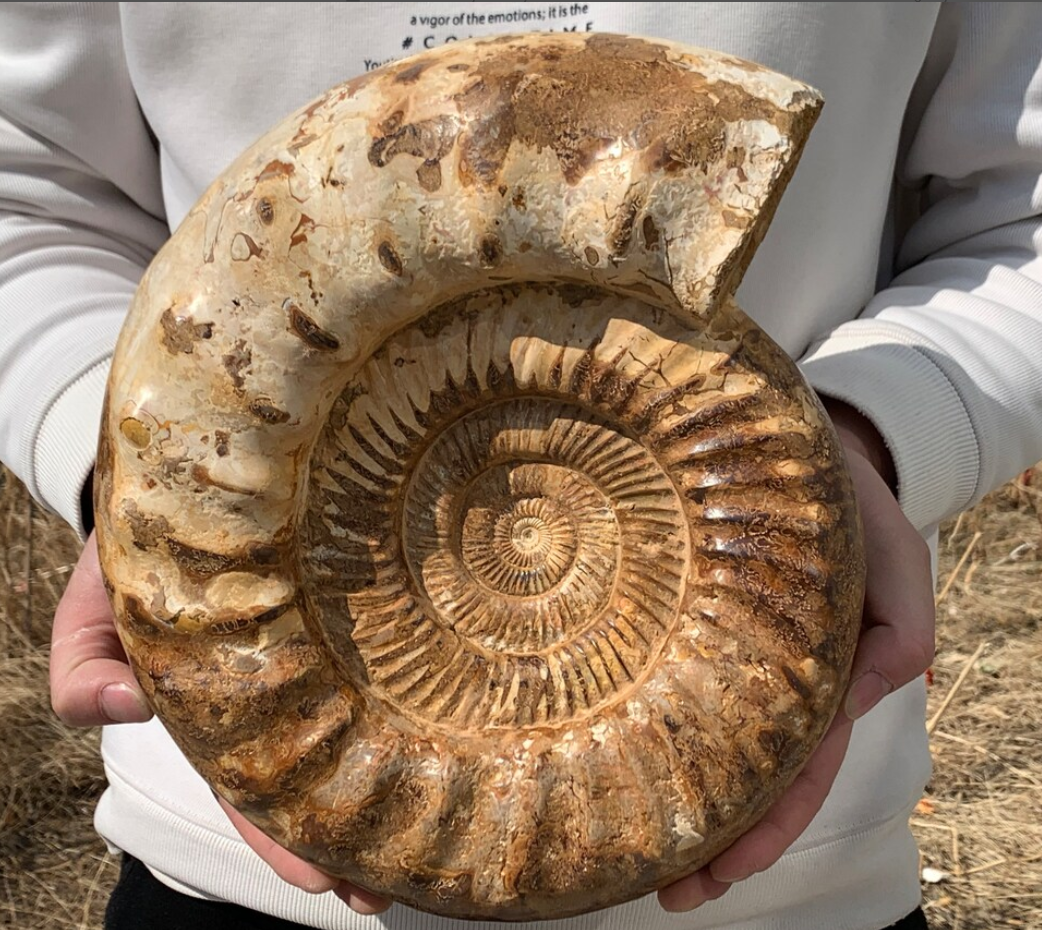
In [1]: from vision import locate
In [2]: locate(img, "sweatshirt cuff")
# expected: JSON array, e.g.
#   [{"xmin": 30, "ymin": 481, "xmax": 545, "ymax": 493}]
[
  {"xmin": 34, "ymin": 358, "xmax": 110, "ymax": 540},
  {"xmin": 798, "ymin": 325, "xmax": 980, "ymax": 531}
]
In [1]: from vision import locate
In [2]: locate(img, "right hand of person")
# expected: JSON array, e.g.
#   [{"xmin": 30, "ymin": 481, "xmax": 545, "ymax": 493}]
[
  {"xmin": 50, "ymin": 532, "xmax": 390, "ymax": 915},
  {"xmin": 658, "ymin": 399, "xmax": 936, "ymax": 912}
]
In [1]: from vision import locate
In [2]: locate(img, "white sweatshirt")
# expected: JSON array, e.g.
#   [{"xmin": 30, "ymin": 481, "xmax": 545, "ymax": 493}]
[{"xmin": 2, "ymin": 4, "xmax": 1041, "ymax": 929}]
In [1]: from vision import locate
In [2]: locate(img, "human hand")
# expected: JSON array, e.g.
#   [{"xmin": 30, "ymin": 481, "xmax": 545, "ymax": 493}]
[
  {"xmin": 50, "ymin": 533, "xmax": 391, "ymax": 914},
  {"xmin": 658, "ymin": 400, "xmax": 936, "ymax": 911},
  {"xmin": 50, "ymin": 532, "xmax": 154, "ymax": 726},
  {"xmin": 214, "ymin": 794, "xmax": 390, "ymax": 913}
]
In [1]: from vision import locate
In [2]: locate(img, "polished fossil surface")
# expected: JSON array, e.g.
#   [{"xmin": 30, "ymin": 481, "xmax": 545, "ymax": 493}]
[{"xmin": 94, "ymin": 32, "xmax": 862, "ymax": 921}]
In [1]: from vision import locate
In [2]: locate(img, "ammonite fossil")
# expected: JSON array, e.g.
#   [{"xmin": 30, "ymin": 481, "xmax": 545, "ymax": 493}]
[{"xmin": 94, "ymin": 33, "xmax": 865, "ymax": 921}]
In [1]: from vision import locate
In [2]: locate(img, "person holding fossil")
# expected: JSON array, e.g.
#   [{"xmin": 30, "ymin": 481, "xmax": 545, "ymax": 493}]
[{"xmin": 3, "ymin": 4, "xmax": 1042, "ymax": 930}]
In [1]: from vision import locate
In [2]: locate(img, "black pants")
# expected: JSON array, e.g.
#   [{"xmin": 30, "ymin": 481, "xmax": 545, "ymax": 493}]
[{"xmin": 106, "ymin": 854, "xmax": 930, "ymax": 929}]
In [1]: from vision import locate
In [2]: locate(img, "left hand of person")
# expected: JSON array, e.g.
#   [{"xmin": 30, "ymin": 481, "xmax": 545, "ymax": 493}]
[
  {"xmin": 214, "ymin": 794, "xmax": 391, "ymax": 913},
  {"xmin": 658, "ymin": 400, "xmax": 937, "ymax": 912}
]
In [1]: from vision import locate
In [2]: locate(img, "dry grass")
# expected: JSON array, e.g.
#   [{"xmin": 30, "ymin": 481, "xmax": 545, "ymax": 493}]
[
  {"xmin": 916, "ymin": 470, "xmax": 1042, "ymax": 930},
  {"xmin": 0, "ymin": 463, "xmax": 1040, "ymax": 930},
  {"xmin": 0, "ymin": 468, "xmax": 113, "ymax": 929}
]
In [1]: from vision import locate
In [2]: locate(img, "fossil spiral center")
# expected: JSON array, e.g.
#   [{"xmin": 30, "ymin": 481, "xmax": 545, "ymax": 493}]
[
  {"xmin": 459, "ymin": 464, "xmax": 589, "ymax": 597},
  {"xmin": 511, "ymin": 520, "xmax": 541, "ymax": 550},
  {"xmin": 406, "ymin": 425, "xmax": 622, "ymax": 654}
]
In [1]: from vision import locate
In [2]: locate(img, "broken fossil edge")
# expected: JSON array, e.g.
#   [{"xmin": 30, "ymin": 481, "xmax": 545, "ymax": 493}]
[{"xmin": 94, "ymin": 32, "xmax": 864, "ymax": 921}]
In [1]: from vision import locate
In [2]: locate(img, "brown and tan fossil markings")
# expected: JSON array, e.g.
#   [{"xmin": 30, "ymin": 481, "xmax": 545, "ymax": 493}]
[{"xmin": 94, "ymin": 32, "xmax": 863, "ymax": 922}]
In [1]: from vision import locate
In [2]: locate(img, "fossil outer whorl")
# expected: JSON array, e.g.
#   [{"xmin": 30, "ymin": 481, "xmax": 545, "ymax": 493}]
[{"xmin": 94, "ymin": 33, "xmax": 864, "ymax": 920}]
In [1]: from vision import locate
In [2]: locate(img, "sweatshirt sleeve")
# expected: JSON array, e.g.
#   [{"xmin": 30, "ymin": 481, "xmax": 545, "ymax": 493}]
[
  {"xmin": 798, "ymin": 2, "xmax": 1042, "ymax": 532},
  {"xmin": 0, "ymin": 2, "xmax": 168, "ymax": 537}
]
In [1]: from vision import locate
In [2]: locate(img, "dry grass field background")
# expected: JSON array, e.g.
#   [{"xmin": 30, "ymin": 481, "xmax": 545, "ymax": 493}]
[{"xmin": 1, "ymin": 462, "xmax": 1040, "ymax": 930}]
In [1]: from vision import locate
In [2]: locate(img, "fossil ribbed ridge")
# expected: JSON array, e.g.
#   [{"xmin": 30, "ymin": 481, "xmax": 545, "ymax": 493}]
[{"xmin": 94, "ymin": 33, "xmax": 864, "ymax": 921}]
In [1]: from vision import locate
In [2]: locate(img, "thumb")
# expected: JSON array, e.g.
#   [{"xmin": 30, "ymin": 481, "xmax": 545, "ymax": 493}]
[
  {"xmin": 844, "ymin": 459, "xmax": 936, "ymax": 720},
  {"xmin": 49, "ymin": 533, "xmax": 153, "ymax": 727}
]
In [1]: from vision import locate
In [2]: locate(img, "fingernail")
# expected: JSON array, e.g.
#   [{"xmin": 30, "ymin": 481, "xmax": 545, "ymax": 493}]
[
  {"xmin": 711, "ymin": 864, "xmax": 751, "ymax": 884},
  {"xmin": 334, "ymin": 886, "xmax": 392, "ymax": 913},
  {"xmin": 299, "ymin": 873, "xmax": 338, "ymax": 895},
  {"xmin": 845, "ymin": 671, "xmax": 893, "ymax": 720},
  {"xmin": 659, "ymin": 871, "xmax": 730, "ymax": 912},
  {"xmin": 349, "ymin": 894, "xmax": 391, "ymax": 916},
  {"xmin": 100, "ymin": 683, "xmax": 152, "ymax": 723}
]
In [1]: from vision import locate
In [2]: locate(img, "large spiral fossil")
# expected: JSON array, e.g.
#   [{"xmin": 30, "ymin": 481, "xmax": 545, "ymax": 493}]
[{"xmin": 94, "ymin": 33, "xmax": 864, "ymax": 921}]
